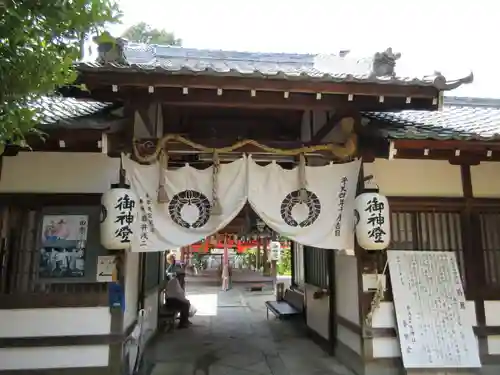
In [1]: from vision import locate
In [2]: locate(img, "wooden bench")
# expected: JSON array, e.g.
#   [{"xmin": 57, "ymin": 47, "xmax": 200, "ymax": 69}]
[
  {"xmin": 265, "ymin": 289, "xmax": 304, "ymax": 320},
  {"xmin": 158, "ymin": 305, "xmax": 180, "ymax": 332}
]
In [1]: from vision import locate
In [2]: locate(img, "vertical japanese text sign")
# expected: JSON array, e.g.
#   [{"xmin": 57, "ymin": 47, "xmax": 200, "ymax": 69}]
[
  {"xmin": 355, "ymin": 191, "xmax": 390, "ymax": 250},
  {"xmin": 101, "ymin": 188, "xmax": 139, "ymax": 250}
]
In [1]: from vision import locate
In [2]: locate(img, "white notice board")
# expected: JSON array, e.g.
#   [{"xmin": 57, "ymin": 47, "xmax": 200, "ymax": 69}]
[
  {"xmin": 387, "ymin": 250, "xmax": 481, "ymax": 369},
  {"xmin": 96, "ymin": 255, "xmax": 116, "ymax": 282}
]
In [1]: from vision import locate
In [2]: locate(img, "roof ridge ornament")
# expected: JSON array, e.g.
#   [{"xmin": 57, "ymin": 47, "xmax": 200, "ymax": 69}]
[
  {"xmin": 371, "ymin": 48, "xmax": 401, "ymax": 77},
  {"xmin": 93, "ymin": 32, "xmax": 128, "ymax": 65}
]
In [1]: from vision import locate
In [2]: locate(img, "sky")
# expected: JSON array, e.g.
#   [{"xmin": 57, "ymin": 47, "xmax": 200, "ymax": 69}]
[{"xmin": 104, "ymin": 0, "xmax": 500, "ymax": 98}]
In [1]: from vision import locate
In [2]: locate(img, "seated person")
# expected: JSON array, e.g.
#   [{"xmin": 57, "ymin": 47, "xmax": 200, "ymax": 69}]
[
  {"xmin": 166, "ymin": 252, "xmax": 186, "ymax": 290},
  {"xmin": 165, "ymin": 273, "xmax": 191, "ymax": 329}
]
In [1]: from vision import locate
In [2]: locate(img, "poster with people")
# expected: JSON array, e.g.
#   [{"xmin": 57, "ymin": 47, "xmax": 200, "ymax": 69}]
[{"xmin": 39, "ymin": 215, "xmax": 88, "ymax": 278}]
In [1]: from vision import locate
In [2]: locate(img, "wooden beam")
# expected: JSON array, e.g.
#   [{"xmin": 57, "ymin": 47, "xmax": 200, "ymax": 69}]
[
  {"xmin": 82, "ymin": 87, "xmax": 436, "ymax": 112},
  {"xmin": 0, "ymin": 292, "xmax": 107, "ymax": 309},
  {"xmin": 392, "ymin": 139, "xmax": 500, "ymax": 152},
  {"xmin": 359, "ymin": 136, "xmax": 500, "ymax": 163},
  {"xmin": 79, "ymin": 71, "xmax": 439, "ymax": 98},
  {"xmin": 312, "ymin": 111, "xmax": 360, "ymax": 142},
  {"xmin": 392, "ymin": 149, "xmax": 488, "ymax": 164},
  {"xmin": 3, "ymin": 129, "xmax": 126, "ymax": 155},
  {"xmin": 136, "ymin": 105, "xmax": 156, "ymax": 137}
]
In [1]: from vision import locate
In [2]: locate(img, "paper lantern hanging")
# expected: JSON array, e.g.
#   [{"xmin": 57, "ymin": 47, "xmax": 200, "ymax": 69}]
[
  {"xmin": 354, "ymin": 188, "xmax": 390, "ymax": 250},
  {"xmin": 101, "ymin": 186, "xmax": 139, "ymax": 250},
  {"xmin": 269, "ymin": 241, "xmax": 282, "ymax": 261}
]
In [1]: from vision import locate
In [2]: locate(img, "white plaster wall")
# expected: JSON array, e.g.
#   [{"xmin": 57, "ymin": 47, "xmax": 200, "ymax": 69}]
[
  {"xmin": 483, "ymin": 300, "xmax": 500, "ymax": 355},
  {"xmin": 372, "ymin": 337, "xmax": 401, "ymax": 358},
  {"xmin": 0, "ymin": 307, "xmax": 111, "ymax": 338},
  {"xmin": 485, "ymin": 301, "xmax": 500, "ymax": 326},
  {"xmin": 335, "ymin": 254, "xmax": 360, "ymax": 325},
  {"xmin": 488, "ymin": 336, "xmax": 500, "ymax": 355},
  {"xmin": 337, "ymin": 324, "xmax": 362, "ymax": 355},
  {"xmin": 0, "ymin": 152, "xmax": 120, "ymax": 193},
  {"xmin": 0, "ymin": 307, "xmax": 111, "ymax": 370},
  {"xmin": 305, "ymin": 283, "xmax": 330, "ymax": 339},
  {"xmin": 143, "ymin": 288, "xmax": 159, "ymax": 343},
  {"xmin": 363, "ymin": 159, "xmax": 463, "ymax": 197},
  {"xmin": 471, "ymin": 162, "xmax": 500, "ymax": 198},
  {"xmin": 0, "ymin": 345, "xmax": 109, "ymax": 370},
  {"xmin": 123, "ymin": 251, "xmax": 140, "ymax": 332}
]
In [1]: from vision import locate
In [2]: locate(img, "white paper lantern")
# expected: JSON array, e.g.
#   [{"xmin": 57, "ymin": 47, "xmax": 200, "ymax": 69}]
[
  {"xmin": 355, "ymin": 190, "xmax": 390, "ymax": 250},
  {"xmin": 100, "ymin": 187, "xmax": 139, "ymax": 250},
  {"xmin": 269, "ymin": 241, "xmax": 281, "ymax": 261}
]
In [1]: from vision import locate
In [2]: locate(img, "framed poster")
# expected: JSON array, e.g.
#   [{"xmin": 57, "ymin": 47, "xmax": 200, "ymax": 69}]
[
  {"xmin": 387, "ymin": 250, "xmax": 480, "ymax": 369},
  {"xmin": 39, "ymin": 215, "xmax": 88, "ymax": 278}
]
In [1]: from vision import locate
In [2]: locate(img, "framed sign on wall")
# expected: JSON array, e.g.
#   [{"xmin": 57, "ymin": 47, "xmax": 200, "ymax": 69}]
[{"xmin": 39, "ymin": 215, "xmax": 88, "ymax": 278}]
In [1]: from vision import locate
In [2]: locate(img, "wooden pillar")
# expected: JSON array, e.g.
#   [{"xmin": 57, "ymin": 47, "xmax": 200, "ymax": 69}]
[
  {"xmin": 327, "ymin": 250, "xmax": 337, "ymax": 354},
  {"xmin": 222, "ymin": 235, "xmax": 230, "ymax": 291},
  {"xmin": 271, "ymin": 259, "xmax": 277, "ymax": 280},
  {"xmin": 290, "ymin": 241, "xmax": 296, "ymax": 287},
  {"xmin": 262, "ymin": 237, "xmax": 270, "ymax": 276},
  {"xmin": 256, "ymin": 238, "xmax": 261, "ymax": 272},
  {"xmin": 460, "ymin": 164, "xmax": 488, "ymax": 356},
  {"xmin": 180, "ymin": 246, "xmax": 186, "ymax": 263}
]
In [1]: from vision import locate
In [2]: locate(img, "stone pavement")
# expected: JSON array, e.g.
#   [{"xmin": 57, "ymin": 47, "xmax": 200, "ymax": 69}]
[
  {"xmin": 143, "ymin": 284, "xmax": 354, "ymax": 375},
  {"xmin": 185, "ymin": 269, "xmax": 276, "ymax": 285}
]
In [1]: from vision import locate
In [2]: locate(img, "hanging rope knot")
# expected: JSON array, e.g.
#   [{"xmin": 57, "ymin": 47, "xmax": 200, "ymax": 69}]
[
  {"xmin": 132, "ymin": 134, "xmax": 357, "ymax": 164},
  {"xmin": 298, "ymin": 153, "xmax": 308, "ymax": 202},
  {"xmin": 365, "ymin": 259, "xmax": 388, "ymax": 328},
  {"xmin": 211, "ymin": 151, "xmax": 222, "ymax": 215},
  {"xmin": 157, "ymin": 150, "xmax": 169, "ymax": 204}
]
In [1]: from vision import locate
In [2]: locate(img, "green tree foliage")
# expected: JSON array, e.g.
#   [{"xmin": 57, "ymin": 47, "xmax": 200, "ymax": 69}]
[
  {"xmin": 122, "ymin": 22, "xmax": 182, "ymax": 45},
  {"xmin": 0, "ymin": 1, "xmax": 121, "ymax": 147},
  {"xmin": 277, "ymin": 248, "xmax": 292, "ymax": 276}
]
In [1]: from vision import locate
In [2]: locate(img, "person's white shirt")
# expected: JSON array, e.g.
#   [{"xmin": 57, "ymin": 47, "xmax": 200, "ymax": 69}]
[{"xmin": 166, "ymin": 278, "xmax": 188, "ymax": 303}]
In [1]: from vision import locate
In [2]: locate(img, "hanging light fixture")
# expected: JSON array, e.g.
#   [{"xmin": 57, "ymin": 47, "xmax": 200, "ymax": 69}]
[{"xmin": 256, "ymin": 219, "xmax": 265, "ymax": 233}]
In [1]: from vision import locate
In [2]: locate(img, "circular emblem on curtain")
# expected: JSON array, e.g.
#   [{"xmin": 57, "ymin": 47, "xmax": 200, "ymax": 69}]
[
  {"xmin": 168, "ymin": 190, "xmax": 212, "ymax": 229},
  {"xmin": 280, "ymin": 190, "xmax": 321, "ymax": 227}
]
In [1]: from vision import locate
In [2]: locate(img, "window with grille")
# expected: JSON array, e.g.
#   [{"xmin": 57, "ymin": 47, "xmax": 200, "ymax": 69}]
[
  {"xmin": 390, "ymin": 211, "xmax": 466, "ymax": 286},
  {"xmin": 144, "ymin": 251, "xmax": 161, "ymax": 291},
  {"xmin": 0, "ymin": 205, "xmax": 106, "ymax": 296},
  {"xmin": 479, "ymin": 212, "xmax": 500, "ymax": 287},
  {"xmin": 304, "ymin": 245, "xmax": 328, "ymax": 288},
  {"xmin": 292, "ymin": 242, "xmax": 305, "ymax": 288}
]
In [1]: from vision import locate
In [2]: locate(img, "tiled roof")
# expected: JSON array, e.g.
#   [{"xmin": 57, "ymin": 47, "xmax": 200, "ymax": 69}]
[
  {"xmin": 31, "ymin": 96, "xmax": 114, "ymax": 128},
  {"xmin": 35, "ymin": 94, "xmax": 500, "ymax": 143},
  {"xmin": 78, "ymin": 43, "xmax": 473, "ymax": 91},
  {"xmin": 364, "ymin": 97, "xmax": 500, "ymax": 141}
]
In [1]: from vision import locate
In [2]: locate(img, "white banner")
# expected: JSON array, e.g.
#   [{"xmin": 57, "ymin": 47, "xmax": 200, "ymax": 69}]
[
  {"xmin": 248, "ymin": 157, "xmax": 360, "ymax": 250},
  {"xmin": 122, "ymin": 155, "xmax": 248, "ymax": 252}
]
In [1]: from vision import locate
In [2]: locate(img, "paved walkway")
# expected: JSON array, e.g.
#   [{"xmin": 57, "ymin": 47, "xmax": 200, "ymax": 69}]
[{"xmin": 143, "ymin": 284, "xmax": 354, "ymax": 375}]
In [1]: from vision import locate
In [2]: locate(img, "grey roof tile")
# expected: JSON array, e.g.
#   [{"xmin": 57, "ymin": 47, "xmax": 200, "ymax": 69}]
[
  {"xmin": 78, "ymin": 44, "xmax": 473, "ymax": 91},
  {"xmin": 363, "ymin": 97, "xmax": 500, "ymax": 141},
  {"xmin": 30, "ymin": 96, "xmax": 113, "ymax": 128}
]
